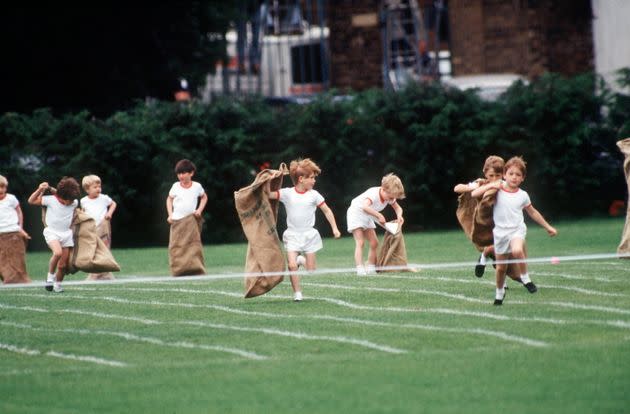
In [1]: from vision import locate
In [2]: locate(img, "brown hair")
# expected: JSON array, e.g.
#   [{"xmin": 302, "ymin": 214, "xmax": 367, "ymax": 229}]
[
  {"xmin": 504, "ymin": 156, "xmax": 527, "ymax": 176},
  {"xmin": 174, "ymin": 159, "xmax": 197, "ymax": 174},
  {"xmin": 381, "ymin": 173, "xmax": 406, "ymax": 199},
  {"xmin": 56, "ymin": 177, "xmax": 81, "ymax": 201},
  {"xmin": 289, "ymin": 158, "xmax": 321, "ymax": 185},
  {"xmin": 482, "ymin": 155, "xmax": 505, "ymax": 175}
]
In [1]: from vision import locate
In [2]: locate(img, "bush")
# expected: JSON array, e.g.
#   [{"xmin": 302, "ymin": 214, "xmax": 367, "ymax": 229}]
[{"xmin": 1, "ymin": 71, "xmax": 627, "ymax": 249}]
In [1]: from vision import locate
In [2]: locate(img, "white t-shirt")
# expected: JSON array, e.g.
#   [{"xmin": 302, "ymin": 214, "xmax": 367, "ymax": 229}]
[
  {"xmin": 0, "ymin": 194, "xmax": 21, "ymax": 233},
  {"xmin": 349, "ymin": 187, "xmax": 395, "ymax": 214},
  {"xmin": 493, "ymin": 185, "xmax": 531, "ymax": 229},
  {"xmin": 278, "ymin": 187, "xmax": 325, "ymax": 231},
  {"xmin": 42, "ymin": 195, "xmax": 78, "ymax": 232},
  {"xmin": 81, "ymin": 194, "xmax": 113, "ymax": 226},
  {"xmin": 169, "ymin": 181, "xmax": 205, "ymax": 220}
]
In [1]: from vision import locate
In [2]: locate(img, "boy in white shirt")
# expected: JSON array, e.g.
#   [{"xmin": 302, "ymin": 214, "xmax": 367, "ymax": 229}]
[
  {"xmin": 0, "ymin": 175, "xmax": 31, "ymax": 284},
  {"xmin": 28, "ymin": 177, "xmax": 81, "ymax": 292},
  {"xmin": 472, "ymin": 156, "xmax": 557, "ymax": 305},
  {"xmin": 166, "ymin": 159, "xmax": 207, "ymax": 224},
  {"xmin": 267, "ymin": 158, "xmax": 341, "ymax": 301},
  {"xmin": 81, "ymin": 174, "xmax": 117, "ymax": 280},
  {"xmin": 347, "ymin": 173, "xmax": 405, "ymax": 275},
  {"xmin": 166, "ymin": 159, "xmax": 208, "ymax": 276}
]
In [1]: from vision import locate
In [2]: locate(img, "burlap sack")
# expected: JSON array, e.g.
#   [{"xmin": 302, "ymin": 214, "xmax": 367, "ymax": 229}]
[
  {"xmin": 86, "ymin": 220, "xmax": 115, "ymax": 280},
  {"xmin": 0, "ymin": 232, "xmax": 31, "ymax": 284},
  {"xmin": 234, "ymin": 165, "xmax": 288, "ymax": 298},
  {"xmin": 456, "ymin": 192, "xmax": 483, "ymax": 252},
  {"xmin": 169, "ymin": 214, "xmax": 206, "ymax": 276},
  {"xmin": 617, "ymin": 138, "xmax": 630, "ymax": 257},
  {"xmin": 376, "ymin": 226, "xmax": 411, "ymax": 272},
  {"xmin": 68, "ymin": 209, "xmax": 121, "ymax": 274},
  {"xmin": 471, "ymin": 187, "xmax": 497, "ymax": 247}
]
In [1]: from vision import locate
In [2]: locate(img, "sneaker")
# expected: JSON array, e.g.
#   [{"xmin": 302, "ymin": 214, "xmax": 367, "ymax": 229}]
[
  {"xmin": 296, "ymin": 254, "xmax": 306, "ymax": 268},
  {"xmin": 293, "ymin": 291, "xmax": 303, "ymax": 302},
  {"xmin": 53, "ymin": 283, "xmax": 64, "ymax": 293},
  {"xmin": 493, "ymin": 289, "xmax": 506, "ymax": 306},
  {"xmin": 524, "ymin": 282, "xmax": 538, "ymax": 293},
  {"xmin": 475, "ymin": 255, "xmax": 486, "ymax": 278},
  {"xmin": 356, "ymin": 266, "xmax": 367, "ymax": 276},
  {"xmin": 45, "ymin": 274, "xmax": 54, "ymax": 292}
]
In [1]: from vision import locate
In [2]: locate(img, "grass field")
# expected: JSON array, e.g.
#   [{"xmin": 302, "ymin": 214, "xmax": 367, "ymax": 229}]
[{"xmin": 1, "ymin": 217, "xmax": 629, "ymax": 413}]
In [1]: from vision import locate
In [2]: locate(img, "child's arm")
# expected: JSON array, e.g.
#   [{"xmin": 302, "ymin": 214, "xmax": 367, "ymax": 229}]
[
  {"xmin": 15, "ymin": 204, "xmax": 31, "ymax": 239},
  {"xmin": 319, "ymin": 203, "xmax": 341, "ymax": 238},
  {"xmin": 194, "ymin": 193, "xmax": 208, "ymax": 218},
  {"xmin": 453, "ymin": 183, "xmax": 471, "ymax": 194},
  {"xmin": 391, "ymin": 201, "xmax": 404, "ymax": 226},
  {"xmin": 264, "ymin": 181, "xmax": 279, "ymax": 200},
  {"xmin": 361, "ymin": 198, "xmax": 386, "ymax": 225},
  {"xmin": 166, "ymin": 195, "xmax": 174, "ymax": 224},
  {"xmin": 27, "ymin": 182, "xmax": 48, "ymax": 206},
  {"xmin": 470, "ymin": 180, "xmax": 501, "ymax": 198},
  {"xmin": 524, "ymin": 204, "xmax": 558, "ymax": 236},
  {"xmin": 105, "ymin": 200, "xmax": 117, "ymax": 221}
]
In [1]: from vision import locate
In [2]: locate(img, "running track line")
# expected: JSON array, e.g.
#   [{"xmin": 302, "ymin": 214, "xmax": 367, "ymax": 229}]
[
  {"xmin": 2, "ymin": 294, "xmax": 551, "ymax": 347},
  {"xmin": 0, "ymin": 342, "xmax": 127, "ymax": 367},
  {"xmin": 69, "ymin": 287, "xmax": 630, "ymax": 330},
  {"xmin": 0, "ymin": 321, "xmax": 267, "ymax": 361}
]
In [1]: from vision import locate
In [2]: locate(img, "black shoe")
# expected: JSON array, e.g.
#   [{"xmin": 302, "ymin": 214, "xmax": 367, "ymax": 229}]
[
  {"xmin": 475, "ymin": 256, "xmax": 486, "ymax": 278},
  {"xmin": 493, "ymin": 289, "xmax": 506, "ymax": 305},
  {"xmin": 524, "ymin": 282, "xmax": 538, "ymax": 293}
]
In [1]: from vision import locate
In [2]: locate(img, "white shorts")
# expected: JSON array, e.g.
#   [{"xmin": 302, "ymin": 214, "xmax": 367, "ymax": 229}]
[
  {"xmin": 282, "ymin": 228, "xmax": 322, "ymax": 253},
  {"xmin": 346, "ymin": 207, "xmax": 376, "ymax": 233},
  {"xmin": 493, "ymin": 225, "xmax": 526, "ymax": 255},
  {"xmin": 43, "ymin": 227, "xmax": 74, "ymax": 248}
]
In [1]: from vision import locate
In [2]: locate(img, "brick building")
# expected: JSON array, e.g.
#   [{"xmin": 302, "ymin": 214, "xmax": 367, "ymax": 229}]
[
  {"xmin": 448, "ymin": 0, "xmax": 593, "ymax": 78},
  {"xmin": 327, "ymin": 0, "xmax": 594, "ymax": 92}
]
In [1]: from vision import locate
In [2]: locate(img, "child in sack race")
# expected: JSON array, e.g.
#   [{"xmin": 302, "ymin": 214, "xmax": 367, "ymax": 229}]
[
  {"xmin": 267, "ymin": 158, "xmax": 341, "ymax": 301},
  {"xmin": 28, "ymin": 177, "xmax": 81, "ymax": 292},
  {"xmin": 0, "ymin": 174, "xmax": 31, "ymax": 284}
]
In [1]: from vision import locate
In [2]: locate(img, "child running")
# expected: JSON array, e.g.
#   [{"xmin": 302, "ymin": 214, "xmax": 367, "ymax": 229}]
[
  {"xmin": 28, "ymin": 177, "xmax": 81, "ymax": 292},
  {"xmin": 81, "ymin": 174, "xmax": 117, "ymax": 280},
  {"xmin": 472, "ymin": 156, "xmax": 557, "ymax": 305},
  {"xmin": 347, "ymin": 173, "xmax": 405, "ymax": 275},
  {"xmin": 267, "ymin": 158, "xmax": 341, "ymax": 301},
  {"xmin": 0, "ymin": 175, "xmax": 31, "ymax": 284},
  {"xmin": 454, "ymin": 155, "xmax": 504, "ymax": 277}
]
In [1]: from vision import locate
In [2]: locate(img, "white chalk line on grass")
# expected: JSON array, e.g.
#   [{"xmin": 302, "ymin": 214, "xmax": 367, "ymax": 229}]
[
  {"xmin": 0, "ymin": 292, "xmax": 558, "ymax": 347},
  {"xmin": 1, "ymin": 252, "xmax": 627, "ymax": 290},
  {"xmin": 0, "ymin": 342, "xmax": 127, "ymax": 367},
  {"xmin": 0, "ymin": 302, "xmax": 160, "ymax": 325},
  {"xmin": 179, "ymin": 320, "xmax": 407, "ymax": 354},
  {"xmin": 2, "ymin": 294, "xmax": 406, "ymax": 354},
  {"xmin": 37, "ymin": 285, "xmax": 630, "ymax": 330},
  {"xmin": 0, "ymin": 321, "xmax": 267, "ymax": 361},
  {"xmin": 302, "ymin": 282, "xmax": 630, "ymax": 315}
]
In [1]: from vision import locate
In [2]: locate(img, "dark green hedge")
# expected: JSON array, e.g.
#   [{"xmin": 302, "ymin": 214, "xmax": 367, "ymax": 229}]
[{"xmin": 1, "ymin": 71, "xmax": 628, "ymax": 249}]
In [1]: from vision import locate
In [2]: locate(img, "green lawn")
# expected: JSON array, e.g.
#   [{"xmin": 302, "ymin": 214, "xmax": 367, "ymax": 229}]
[{"xmin": 1, "ymin": 217, "xmax": 628, "ymax": 413}]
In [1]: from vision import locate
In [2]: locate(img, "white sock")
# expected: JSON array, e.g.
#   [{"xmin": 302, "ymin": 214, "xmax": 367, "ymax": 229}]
[
  {"xmin": 479, "ymin": 253, "xmax": 487, "ymax": 265},
  {"xmin": 365, "ymin": 264, "xmax": 376, "ymax": 274},
  {"xmin": 495, "ymin": 287, "xmax": 505, "ymax": 300},
  {"xmin": 47, "ymin": 273, "xmax": 55, "ymax": 282},
  {"xmin": 54, "ymin": 281, "xmax": 62, "ymax": 289},
  {"xmin": 502, "ymin": 279, "xmax": 508, "ymax": 289},
  {"xmin": 521, "ymin": 273, "xmax": 531, "ymax": 284},
  {"xmin": 356, "ymin": 265, "xmax": 366, "ymax": 275}
]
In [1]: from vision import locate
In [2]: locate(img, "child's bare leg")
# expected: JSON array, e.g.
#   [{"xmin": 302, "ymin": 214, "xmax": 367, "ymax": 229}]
[
  {"xmin": 365, "ymin": 228, "xmax": 379, "ymax": 265},
  {"xmin": 494, "ymin": 253, "xmax": 509, "ymax": 304},
  {"xmin": 56, "ymin": 247, "xmax": 70, "ymax": 282},
  {"xmin": 286, "ymin": 250, "xmax": 300, "ymax": 293},
  {"xmin": 511, "ymin": 239, "xmax": 536, "ymax": 292},
  {"xmin": 352, "ymin": 229, "xmax": 365, "ymax": 267},
  {"xmin": 304, "ymin": 252, "xmax": 316, "ymax": 271},
  {"xmin": 47, "ymin": 240, "xmax": 62, "ymax": 274}
]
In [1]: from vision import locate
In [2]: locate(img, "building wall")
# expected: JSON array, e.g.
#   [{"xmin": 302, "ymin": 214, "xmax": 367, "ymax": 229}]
[
  {"xmin": 449, "ymin": 0, "xmax": 593, "ymax": 78},
  {"xmin": 328, "ymin": 0, "xmax": 383, "ymax": 91},
  {"xmin": 592, "ymin": 0, "xmax": 630, "ymax": 93}
]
